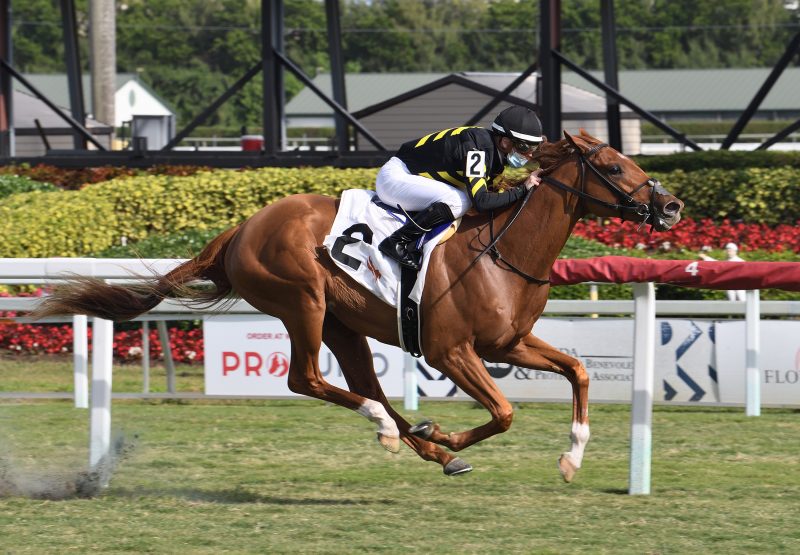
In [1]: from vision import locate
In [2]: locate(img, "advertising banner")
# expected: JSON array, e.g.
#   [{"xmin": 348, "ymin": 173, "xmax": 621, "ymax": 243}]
[
  {"xmin": 463, "ymin": 318, "xmax": 719, "ymax": 404},
  {"xmin": 656, "ymin": 319, "xmax": 718, "ymax": 403},
  {"xmin": 203, "ymin": 315, "xmax": 798, "ymax": 407},
  {"xmin": 716, "ymin": 321, "xmax": 800, "ymax": 405},
  {"xmin": 480, "ymin": 319, "xmax": 633, "ymax": 402},
  {"xmin": 204, "ymin": 315, "xmax": 404, "ymax": 397}
]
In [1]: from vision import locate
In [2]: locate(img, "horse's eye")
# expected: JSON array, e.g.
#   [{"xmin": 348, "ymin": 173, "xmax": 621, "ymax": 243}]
[{"xmin": 608, "ymin": 165, "xmax": 622, "ymax": 176}]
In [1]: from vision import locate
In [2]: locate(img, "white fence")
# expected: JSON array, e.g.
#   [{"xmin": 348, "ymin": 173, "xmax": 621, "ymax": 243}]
[{"xmin": 1, "ymin": 258, "xmax": 796, "ymax": 494}]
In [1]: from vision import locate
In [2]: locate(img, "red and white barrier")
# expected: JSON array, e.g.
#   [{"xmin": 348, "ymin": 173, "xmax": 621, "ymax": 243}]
[{"xmin": 552, "ymin": 255, "xmax": 800, "ymax": 291}]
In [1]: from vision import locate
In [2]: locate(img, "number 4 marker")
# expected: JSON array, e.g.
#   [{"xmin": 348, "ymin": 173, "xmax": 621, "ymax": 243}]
[{"xmin": 685, "ymin": 261, "xmax": 700, "ymax": 276}]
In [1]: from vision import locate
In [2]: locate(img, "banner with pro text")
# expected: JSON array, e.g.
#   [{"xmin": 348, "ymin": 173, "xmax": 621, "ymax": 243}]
[
  {"xmin": 203, "ymin": 315, "xmax": 799, "ymax": 407},
  {"xmin": 203, "ymin": 315, "xmax": 404, "ymax": 397}
]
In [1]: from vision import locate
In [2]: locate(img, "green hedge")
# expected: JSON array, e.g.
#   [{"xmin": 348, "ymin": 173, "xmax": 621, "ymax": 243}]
[
  {"xmin": 96, "ymin": 226, "xmax": 228, "ymax": 258},
  {"xmin": 0, "ymin": 174, "xmax": 58, "ymax": 199},
  {"xmin": 0, "ymin": 167, "xmax": 377, "ymax": 258},
  {"xmin": 635, "ymin": 149, "xmax": 800, "ymax": 172},
  {"xmin": 648, "ymin": 166, "xmax": 800, "ymax": 224}
]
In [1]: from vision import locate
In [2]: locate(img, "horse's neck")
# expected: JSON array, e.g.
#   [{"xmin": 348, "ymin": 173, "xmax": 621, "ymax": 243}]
[{"xmin": 491, "ymin": 176, "xmax": 581, "ymax": 278}]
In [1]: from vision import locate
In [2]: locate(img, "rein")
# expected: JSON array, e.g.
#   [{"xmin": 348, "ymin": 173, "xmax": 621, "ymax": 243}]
[{"xmin": 472, "ymin": 186, "xmax": 551, "ymax": 285}]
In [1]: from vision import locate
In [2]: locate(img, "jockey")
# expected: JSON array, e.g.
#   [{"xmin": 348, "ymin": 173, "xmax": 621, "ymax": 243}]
[{"xmin": 376, "ymin": 105, "xmax": 544, "ymax": 270}]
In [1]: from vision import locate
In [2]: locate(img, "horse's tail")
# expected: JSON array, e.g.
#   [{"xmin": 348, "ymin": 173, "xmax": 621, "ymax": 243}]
[{"xmin": 29, "ymin": 225, "xmax": 241, "ymax": 322}]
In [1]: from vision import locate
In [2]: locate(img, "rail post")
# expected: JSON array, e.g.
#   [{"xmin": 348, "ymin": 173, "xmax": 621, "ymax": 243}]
[
  {"xmin": 89, "ymin": 317, "xmax": 113, "ymax": 476},
  {"xmin": 404, "ymin": 353, "xmax": 418, "ymax": 411},
  {"xmin": 629, "ymin": 281, "xmax": 655, "ymax": 495},
  {"xmin": 156, "ymin": 320, "xmax": 176, "ymax": 393},
  {"xmin": 73, "ymin": 314, "xmax": 88, "ymax": 408},
  {"xmin": 745, "ymin": 289, "xmax": 761, "ymax": 416}
]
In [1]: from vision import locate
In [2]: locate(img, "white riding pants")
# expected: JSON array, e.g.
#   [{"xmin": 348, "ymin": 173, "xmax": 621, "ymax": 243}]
[{"xmin": 376, "ymin": 157, "xmax": 471, "ymax": 218}]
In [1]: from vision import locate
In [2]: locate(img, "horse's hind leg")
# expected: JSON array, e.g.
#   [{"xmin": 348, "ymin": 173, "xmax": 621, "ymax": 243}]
[
  {"xmin": 321, "ymin": 315, "xmax": 467, "ymax": 474},
  {"xmin": 485, "ymin": 333, "xmax": 590, "ymax": 483},
  {"xmin": 279, "ymin": 294, "xmax": 399, "ymax": 444}
]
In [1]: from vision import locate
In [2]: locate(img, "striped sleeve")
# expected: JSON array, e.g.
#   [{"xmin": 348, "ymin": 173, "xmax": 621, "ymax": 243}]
[{"xmin": 467, "ymin": 175, "xmax": 524, "ymax": 212}]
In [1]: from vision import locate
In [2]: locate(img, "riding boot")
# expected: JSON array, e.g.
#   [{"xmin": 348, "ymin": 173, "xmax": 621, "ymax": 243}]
[{"xmin": 379, "ymin": 202, "xmax": 455, "ymax": 270}]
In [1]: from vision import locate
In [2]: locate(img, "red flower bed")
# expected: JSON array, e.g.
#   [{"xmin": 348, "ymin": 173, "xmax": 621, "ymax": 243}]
[
  {"xmin": 573, "ymin": 217, "xmax": 800, "ymax": 253},
  {"xmin": 0, "ymin": 312, "xmax": 204, "ymax": 365}
]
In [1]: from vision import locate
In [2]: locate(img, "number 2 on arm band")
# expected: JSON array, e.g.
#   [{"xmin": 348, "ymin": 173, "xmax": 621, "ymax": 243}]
[{"xmin": 466, "ymin": 150, "xmax": 485, "ymax": 178}]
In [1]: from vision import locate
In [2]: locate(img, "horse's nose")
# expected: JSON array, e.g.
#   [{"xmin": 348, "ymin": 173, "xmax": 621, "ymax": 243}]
[{"xmin": 662, "ymin": 199, "xmax": 683, "ymax": 216}]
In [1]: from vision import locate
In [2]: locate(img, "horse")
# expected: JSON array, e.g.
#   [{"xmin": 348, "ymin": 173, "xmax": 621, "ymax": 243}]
[{"xmin": 31, "ymin": 130, "xmax": 683, "ymax": 481}]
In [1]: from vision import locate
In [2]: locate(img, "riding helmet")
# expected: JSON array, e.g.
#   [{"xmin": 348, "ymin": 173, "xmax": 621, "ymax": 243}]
[{"xmin": 491, "ymin": 106, "xmax": 544, "ymax": 143}]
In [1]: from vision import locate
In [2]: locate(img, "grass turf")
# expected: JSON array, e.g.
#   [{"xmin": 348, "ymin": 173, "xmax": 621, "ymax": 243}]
[{"xmin": 1, "ymin": 360, "xmax": 799, "ymax": 553}]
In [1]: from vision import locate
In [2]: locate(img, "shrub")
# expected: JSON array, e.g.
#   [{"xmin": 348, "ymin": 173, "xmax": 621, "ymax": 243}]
[
  {"xmin": 648, "ymin": 166, "xmax": 800, "ymax": 224},
  {"xmin": 0, "ymin": 174, "xmax": 58, "ymax": 199},
  {"xmin": 635, "ymin": 149, "xmax": 800, "ymax": 172},
  {"xmin": 0, "ymin": 167, "xmax": 378, "ymax": 258},
  {"xmin": 96, "ymin": 226, "xmax": 228, "ymax": 258}
]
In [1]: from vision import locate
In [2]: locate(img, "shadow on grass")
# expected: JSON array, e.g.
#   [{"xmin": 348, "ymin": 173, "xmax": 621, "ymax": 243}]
[
  {"xmin": 601, "ymin": 488, "xmax": 629, "ymax": 495},
  {"xmin": 113, "ymin": 486, "xmax": 397, "ymax": 506}
]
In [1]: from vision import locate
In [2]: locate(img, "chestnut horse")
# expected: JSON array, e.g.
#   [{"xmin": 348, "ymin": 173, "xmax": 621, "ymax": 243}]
[{"xmin": 31, "ymin": 130, "xmax": 683, "ymax": 481}]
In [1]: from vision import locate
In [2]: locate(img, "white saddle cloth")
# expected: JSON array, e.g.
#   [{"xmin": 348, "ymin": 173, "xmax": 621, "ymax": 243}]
[{"xmin": 322, "ymin": 190, "xmax": 451, "ymax": 307}]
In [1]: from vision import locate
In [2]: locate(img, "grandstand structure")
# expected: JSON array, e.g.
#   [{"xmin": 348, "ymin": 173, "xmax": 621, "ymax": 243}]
[{"xmin": 0, "ymin": 0, "xmax": 798, "ymax": 167}]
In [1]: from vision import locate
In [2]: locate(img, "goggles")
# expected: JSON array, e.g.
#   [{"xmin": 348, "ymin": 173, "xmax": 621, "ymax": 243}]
[{"xmin": 512, "ymin": 139, "xmax": 540, "ymax": 154}]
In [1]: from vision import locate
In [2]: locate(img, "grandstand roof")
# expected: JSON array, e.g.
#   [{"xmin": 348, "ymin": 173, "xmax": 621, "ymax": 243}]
[{"xmin": 286, "ymin": 68, "xmax": 800, "ymax": 117}]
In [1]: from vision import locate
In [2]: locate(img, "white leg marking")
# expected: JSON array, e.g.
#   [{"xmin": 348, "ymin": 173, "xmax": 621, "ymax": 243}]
[
  {"xmin": 564, "ymin": 422, "xmax": 591, "ymax": 469},
  {"xmin": 357, "ymin": 400, "xmax": 399, "ymax": 438}
]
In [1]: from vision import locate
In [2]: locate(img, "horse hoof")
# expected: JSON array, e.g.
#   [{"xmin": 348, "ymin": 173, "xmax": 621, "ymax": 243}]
[
  {"xmin": 408, "ymin": 420, "xmax": 435, "ymax": 440},
  {"xmin": 377, "ymin": 433, "xmax": 401, "ymax": 454},
  {"xmin": 443, "ymin": 457, "xmax": 473, "ymax": 476},
  {"xmin": 558, "ymin": 453, "xmax": 578, "ymax": 483}
]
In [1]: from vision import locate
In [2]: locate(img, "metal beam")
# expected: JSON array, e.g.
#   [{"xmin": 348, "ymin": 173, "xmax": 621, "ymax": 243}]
[
  {"xmin": 262, "ymin": 0, "xmax": 282, "ymax": 156},
  {"xmin": 600, "ymin": 0, "xmax": 622, "ymax": 151},
  {"xmin": 274, "ymin": 51, "xmax": 387, "ymax": 150},
  {"xmin": 721, "ymin": 31, "xmax": 800, "ymax": 150},
  {"xmin": 0, "ymin": 60, "xmax": 106, "ymax": 150},
  {"xmin": 325, "ymin": 0, "xmax": 349, "ymax": 154},
  {"xmin": 0, "ymin": 0, "xmax": 12, "ymax": 157},
  {"xmin": 539, "ymin": 0, "xmax": 561, "ymax": 140},
  {"xmin": 465, "ymin": 62, "xmax": 538, "ymax": 127},
  {"xmin": 552, "ymin": 50, "xmax": 703, "ymax": 151},
  {"xmin": 756, "ymin": 116, "xmax": 800, "ymax": 151},
  {"xmin": 60, "ymin": 0, "xmax": 86, "ymax": 149},
  {"xmin": 162, "ymin": 62, "xmax": 262, "ymax": 151}
]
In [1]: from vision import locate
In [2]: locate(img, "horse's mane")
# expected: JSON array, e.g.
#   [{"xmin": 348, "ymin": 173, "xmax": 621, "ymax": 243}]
[
  {"xmin": 491, "ymin": 138, "xmax": 574, "ymax": 191},
  {"xmin": 492, "ymin": 133, "xmax": 603, "ymax": 190},
  {"xmin": 531, "ymin": 138, "xmax": 575, "ymax": 176}
]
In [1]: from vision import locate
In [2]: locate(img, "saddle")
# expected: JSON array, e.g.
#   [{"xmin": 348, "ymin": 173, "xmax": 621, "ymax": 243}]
[{"xmin": 322, "ymin": 190, "xmax": 460, "ymax": 357}]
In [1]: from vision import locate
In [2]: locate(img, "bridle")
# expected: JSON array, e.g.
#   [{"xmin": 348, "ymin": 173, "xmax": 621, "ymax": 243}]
[
  {"xmin": 474, "ymin": 140, "xmax": 662, "ymax": 284},
  {"xmin": 541, "ymin": 141, "xmax": 658, "ymax": 228}
]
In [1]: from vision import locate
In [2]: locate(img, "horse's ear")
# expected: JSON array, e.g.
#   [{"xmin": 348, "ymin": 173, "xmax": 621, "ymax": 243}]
[{"xmin": 563, "ymin": 130, "xmax": 580, "ymax": 151}]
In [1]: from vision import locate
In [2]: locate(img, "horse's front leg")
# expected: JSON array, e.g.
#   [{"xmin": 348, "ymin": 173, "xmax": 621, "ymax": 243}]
[
  {"xmin": 415, "ymin": 342, "xmax": 516, "ymax": 453},
  {"xmin": 483, "ymin": 333, "xmax": 591, "ymax": 483}
]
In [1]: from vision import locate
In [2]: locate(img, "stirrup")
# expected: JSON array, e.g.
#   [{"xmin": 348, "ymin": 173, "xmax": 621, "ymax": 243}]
[{"xmin": 379, "ymin": 238, "xmax": 421, "ymax": 270}]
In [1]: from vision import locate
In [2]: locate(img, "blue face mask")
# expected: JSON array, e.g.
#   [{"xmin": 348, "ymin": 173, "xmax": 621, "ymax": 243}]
[{"xmin": 507, "ymin": 149, "xmax": 528, "ymax": 168}]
